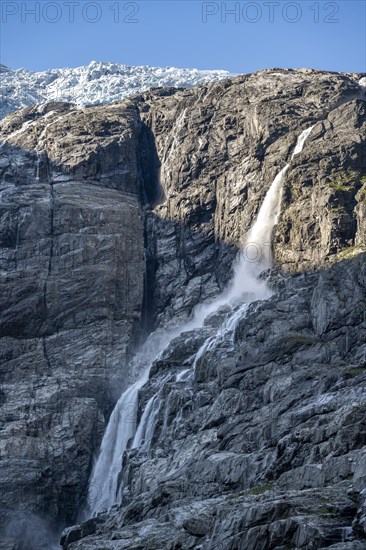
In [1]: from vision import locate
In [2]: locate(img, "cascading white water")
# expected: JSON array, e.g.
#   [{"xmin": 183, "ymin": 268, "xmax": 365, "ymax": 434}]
[
  {"xmin": 292, "ymin": 126, "xmax": 314, "ymax": 157},
  {"xmin": 224, "ymin": 164, "xmax": 289, "ymax": 301},
  {"xmin": 193, "ymin": 125, "xmax": 314, "ymax": 319},
  {"xmin": 86, "ymin": 329, "xmax": 172, "ymax": 514},
  {"xmin": 87, "ymin": 377, "xmax": 147, "ymax": 513},
  {"xmin": 359, "ymin": 77, "xmax": 366, "ymax": 97},
  {"xmin": 131, "ymin": 393, "xmax": 160, "ymax": 451},
  {"xmin": 86, "ymin": 125, "xmax": 314, "ymax": 516},
  {"xmin": 35, "ymin": 152, "xmax": 41, "ymax": 181}
]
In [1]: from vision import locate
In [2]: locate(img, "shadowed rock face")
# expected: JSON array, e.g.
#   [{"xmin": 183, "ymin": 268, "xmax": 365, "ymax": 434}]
[
  {"xmin": 0, "ymin": 68, "xmax": 365, "ymax": 548},
  {"xmin": 0, "ymin": 102, "xmax": 145, "ymax": 540}
]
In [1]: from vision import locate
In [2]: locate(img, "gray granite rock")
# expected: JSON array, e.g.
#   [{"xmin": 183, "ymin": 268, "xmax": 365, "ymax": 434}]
[
  {"xmin": 0, "ymin": 102, "xmax": 145, "ymax": 544},
  {"xmin": 63, "ymin": 254, "xmax": 366, "ymax": 549}
]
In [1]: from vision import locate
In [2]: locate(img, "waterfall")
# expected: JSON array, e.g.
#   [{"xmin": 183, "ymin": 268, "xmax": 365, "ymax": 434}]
[
  {"xmin": 35, "ymin": 152, "xmax": 41, "ymax": 181},
  {"xmin": 86, "ymin": 329, "xmax": 171, "ymax": 514},
  {"xmin": 87, "ymin": 378, "xmax": 146, "ymax": 513},
  {"xmin": 292, "ymin": 126, "xmax": 314, "ymax": 157},
  {"xmin": 224, "ymin": 164, "xmax": 290, "ymax": 303},
  {"xmin": 198, "ymin": 125, "xmax": 314, "ymax": 316},
  {"xmin": 359, "ymin": 77, "xmax": 366, "ymax": 97},
  {"xmin": 131, "ymin": 393, "xmax": 160, "ymax": 451},
  {"xmin": 86, "ymin": 125, "xmax": 314, "ymax": 516}
]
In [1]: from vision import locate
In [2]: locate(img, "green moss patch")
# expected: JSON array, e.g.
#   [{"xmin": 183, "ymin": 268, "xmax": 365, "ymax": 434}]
[
  {"xmin": 248, "ymin": 482, "xmax": 274, "ymax": 495},
  {"xmin": 328, "ymin": 182, "xmax": 352, "ymax": 191},
  {"xmin": 344, "ymin": 366, "xmax": 365, "ymax": 379},
  {"xmin": 328, "ymin": 245, "xmax": 366, "ymax": 265},
  {"xmin": 326, "ymin": 170, "xmax": 360, "ymax": 192}
]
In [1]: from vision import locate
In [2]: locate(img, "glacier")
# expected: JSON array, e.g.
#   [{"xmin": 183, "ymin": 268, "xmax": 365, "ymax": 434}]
[{"xmin": 0, "ymin": 61, "xmax": 233, "ymax": 119}]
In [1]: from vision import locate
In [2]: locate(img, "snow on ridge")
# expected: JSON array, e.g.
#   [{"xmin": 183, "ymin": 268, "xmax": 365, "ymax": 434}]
[{"xmin": 0, "ymin": 60, "xmax": 234, "ymax": 119}]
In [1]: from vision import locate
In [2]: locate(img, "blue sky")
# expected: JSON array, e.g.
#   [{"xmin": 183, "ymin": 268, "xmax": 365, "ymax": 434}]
[{"xmin": 1, "ymin": 1, "xmax": 365, "ymax": 73}]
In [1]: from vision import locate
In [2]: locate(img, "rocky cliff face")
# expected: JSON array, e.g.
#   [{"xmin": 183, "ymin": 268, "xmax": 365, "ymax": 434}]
[
  {"xmin": 0, "ymin": 102, "xmax": 144, "ymax": 546},
  {"xmin": 62, "ymin": 254, "xmax": 366, "ymax": 550},
  {"xmin": 0, "ymin": 68, "xmax": 365, "ymax": 549},
  {"xmin": 134, "ymin": 69, "xmax": 366, "ymax": 326}
]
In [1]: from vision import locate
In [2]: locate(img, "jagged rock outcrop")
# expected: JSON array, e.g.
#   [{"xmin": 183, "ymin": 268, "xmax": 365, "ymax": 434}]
[
  {"xmin": 0, "ymin": 68, "xmax": 365, "ymax": 549},
  {"xmin": 61, "ymin": 254, "xmax": 366, "ymax": 549},
  {"xmin": 0, "ymin": 102, "xmax": 144, "ymax": 545}
]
